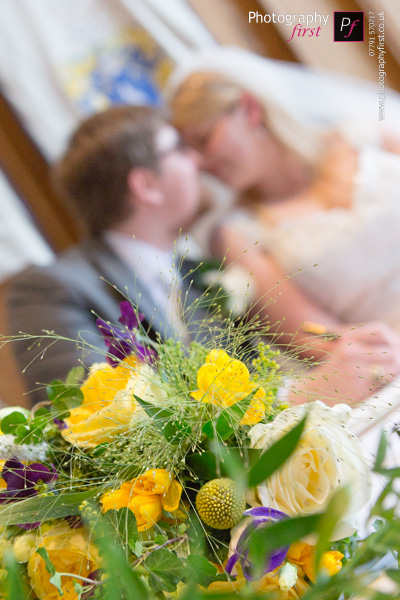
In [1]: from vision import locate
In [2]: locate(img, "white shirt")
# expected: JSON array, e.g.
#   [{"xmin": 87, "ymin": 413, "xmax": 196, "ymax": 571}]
[{"xmin": 104, "ymin": 231, "xmax": 184, "ymax": 336}]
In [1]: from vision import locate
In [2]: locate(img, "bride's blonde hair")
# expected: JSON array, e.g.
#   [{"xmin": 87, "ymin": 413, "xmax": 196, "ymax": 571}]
[{"xmin": 169, "ymin": 71, "xmax": 324, "ymax": 166}]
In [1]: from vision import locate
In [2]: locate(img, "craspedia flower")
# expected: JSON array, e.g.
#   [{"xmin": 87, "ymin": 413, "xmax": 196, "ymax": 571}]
[{"xmin": 196, "ymin": 478, "xmax": 245, "ymax": 530}]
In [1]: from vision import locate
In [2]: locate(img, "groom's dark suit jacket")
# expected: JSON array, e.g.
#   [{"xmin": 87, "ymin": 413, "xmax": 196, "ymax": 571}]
[{"xmin": 7, "ymin": 237, "xmax": 197, "ymax": 404}]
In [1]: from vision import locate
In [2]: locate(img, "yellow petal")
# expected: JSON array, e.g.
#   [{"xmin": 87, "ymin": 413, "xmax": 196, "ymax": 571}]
[
  {"xmin": 129, "ymin": 495, "xmax": 163, "ymax": 531},
  {"xmin": 101, "ymin": 488, "xmax": 132, "ymax": 512},
  {"xmin": 133, "ymin": 469, "xmax": 172, "ymax": 496},
  {"xmin": 161, "ymin": 480, "xmax": 183, "ymax": 512}
]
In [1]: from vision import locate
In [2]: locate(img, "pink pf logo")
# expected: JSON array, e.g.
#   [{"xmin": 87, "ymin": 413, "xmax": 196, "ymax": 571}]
[{"xmin": 334, "ymin": 11, "xmax": 364, "ymax": 42}]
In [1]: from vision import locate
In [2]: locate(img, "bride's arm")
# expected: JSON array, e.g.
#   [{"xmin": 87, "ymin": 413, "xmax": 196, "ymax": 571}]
[
  {"xmin": 212, "ymin": 223, "xmax": 341, "ymax": 361},
  {"xmin": 288, "ymin": 321, "xmax": 400, "ymax": 406}
]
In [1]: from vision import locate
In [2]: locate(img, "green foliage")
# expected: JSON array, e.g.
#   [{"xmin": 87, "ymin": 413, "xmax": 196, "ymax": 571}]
[
  {"xmin": 46, "ymin": 366, "xmax": 85, "ymax": 418},
  {"xmin": 157, "ymin": 340, "xmax": 208, "ymax": 394},
  {"xmin": 315, "ymin": 487, "xmax": 350, "ymax": 572},
  {"xmin": 202, "ymin": 391, "xmax": 256, "ymax": 442},
  {"xmin": 0, "ymin": 408, "xmax": 52, "ymax": 445},
  {"xmin": 92, "ymin": 513, "xmax": 149, "ymax": 600},
  {"xmin": 2, "ymin": 551, "xmax": 29, "ymax": 600},
  {"xmin": 36, "ymin": 547, "xmax": 64, "ymax": 595},
  {"xmin": 248, "ymin": 514, "xmax": 321, "ymax": 578},
  {"xmin": 134, "ymin": 395, "xmax": 192, "ymax": 445},
  {"xmin": 186, "ymin": 448, "xmax": 261, "ymax": 481},
  {"xmin": 145, "ymin": 548, "xmax": 186, "ymax": 593},
  {"xmin": 0, "ymin": 488, "xmax": 100, "ymax": 526},
  {"xmin": 104, "ymin": 507, "xmax": 139, "ymax": 553},
  {"xmin": 185, "ymin": 554, "xmax": 219, "ymax": 588}
]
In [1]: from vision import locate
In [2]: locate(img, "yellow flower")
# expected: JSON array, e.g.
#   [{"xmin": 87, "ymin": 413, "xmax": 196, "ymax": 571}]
[
  {"xmin": 256, "ymin": 567, "xmax": 309, "ymax": 599},
  {"xmin": 192, "ymin": 350, "xmax": 266, "ymax": 425},
  {"xmin": 13, "ymin": 532, "xmax": 36, "ymax": 563},
  {"xmin": 101, "ymin": 469, "xmax": 182, "ymax": 531},
  {"xmin": 319, "ymin": 551, "xmax": 344, "ymax": 577},
  {"xmin": 27, "ymin": 522, "xmax": 100, "ymax": 600},
  {"xmin": 62, "ymin": 357, "xmax": 166, "ymax": 448},
  {"xmin": 287, "ymin": 543, "xmax": 343, "ymax": 581},
  {"xmin": 208, "ymin": 565, "xmax": 309, "ymax": 599},
  {"xmin": 287, "ymin": 542, "xmax": 315, "ymax": 581}
]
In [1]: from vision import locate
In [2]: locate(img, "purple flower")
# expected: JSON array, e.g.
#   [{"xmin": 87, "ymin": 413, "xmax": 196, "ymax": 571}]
[
  {"xmin": 225, "ymin": 507, "xmax": 289, "ymax": 581},
  {"xmin": 96, "ymin": 301, "xmax": 157, "ymax": 367},
  {"xmin": 65, "ymin": 515, "xmax": 84, "ymax": 529},
  {"xmin": 0, "ymin": 458, "xmax": 58, "ymax": 529},
  {"xmin": 54, "ymin": 418, "xmax": 67, "ymax": 430}
]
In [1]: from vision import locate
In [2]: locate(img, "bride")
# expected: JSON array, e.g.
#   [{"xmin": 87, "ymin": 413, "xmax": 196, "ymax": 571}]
[{"xmin": 169, "ymin": 47, "xmax": 400, "ymax": 360}]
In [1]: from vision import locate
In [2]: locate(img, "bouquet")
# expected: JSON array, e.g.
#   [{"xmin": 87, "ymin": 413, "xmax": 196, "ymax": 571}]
[{"xmin": 0, "ymin": 301, "xmax": 398, "ymax": 600}]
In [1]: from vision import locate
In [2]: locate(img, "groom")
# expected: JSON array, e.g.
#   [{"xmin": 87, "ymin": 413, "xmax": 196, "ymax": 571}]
[
  {"xmin": 7, "ymin": 105, "xmax": 204, "ymax": 403},
  {"xmin": 7, "ymin": 105, "xmax": 400, "ymax": 406}
]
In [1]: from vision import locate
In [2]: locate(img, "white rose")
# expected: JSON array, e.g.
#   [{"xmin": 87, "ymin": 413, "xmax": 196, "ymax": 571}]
[{"xmin": 249, "ymin": 401, "xmax": 372, "ymax": 540}]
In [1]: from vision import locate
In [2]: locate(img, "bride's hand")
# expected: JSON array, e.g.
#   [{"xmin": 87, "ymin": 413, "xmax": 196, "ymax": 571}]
[
  {"xmin": 290, "ymin": 321, "xmax": 400, "ymax": 406},
  {"xmin": 309, "ymin": 133, "xmax": 359, "ymax": 210}
]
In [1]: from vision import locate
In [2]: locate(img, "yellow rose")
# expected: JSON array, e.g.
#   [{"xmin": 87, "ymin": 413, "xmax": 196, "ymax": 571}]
[
  {"xmin": 287, "ymin": 542, "xmax": 315, "ymax": 581},
  {"xmin": 256, "ymin": 567, "xmax": 309, "ymax": 599},
  {"xmin": 208, "ymin": 565, "xmax": 309, "ymax": 599},
  {"xmin": 249, "ymin": 401, "xmax": 372, "ymax": 540},
  {"xmin": 62, "ymin": 357, "xmax": 166, "ymax": 448},
  {"xmin": 27, "ymin": 522, "xmax": 100, "ymax": 600},
  {"xmin": 192, "ymin": 350, "xmax": 266, "ymax": 425},
  {"xmin": 13, "ymin": 532, "xmax": 37, "ymax": 563},
  {"xmin": 287, "ymin": 543, "xmax": 343, "ymax": 581},
  {"xmin": 319, "ymin": 551, "xmax": 344, "ymax": 577},
  {"xmin": 101, "ymin": 469, "xmax": 182, "ymax": 531}
]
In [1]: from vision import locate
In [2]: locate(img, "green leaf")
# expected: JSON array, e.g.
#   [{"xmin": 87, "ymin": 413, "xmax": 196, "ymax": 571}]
[
  {"xmin": 131, "ymin": 540, "xmax": 144, "ymax": 557},
  {"xmin": 374, "ymin": 431, "xmax": 388, "ymax": 471},
  {"xmin": 94, "ymin": 514, "xmax": 148, "ymax": 600},
  {"xmin": 202, "ymin": 391, "xmax": 256, "ymax": 442},
  {"xmin": 163, "ymin": 419, "xmax": 192, "ymax": 444},
  {"xmin": 386, "ymin": 570, "xmax": 400, "ymax": 584},
  {"xmin": 202, "ymin": 413, "xmax": 232, "ymax": 442},
  {"xmin": 65, "ymin": 366, "xmax": 85, "ymax": 386},
  {"xmin": 185, "ymin": 554, "xmax": 218, "ymax": 588},
  {"xmin": 34, "ymin": 408, "xmax": 51, "ymax": 418},
  {"xmin": 3, "ymin": 550, "xmax": 29, "ymax": 600},
  {"xmin": 315, "ymin": 487, "xmax": 350, "ymax": 571},
  {"xmin": 73, "ymin": 580, "xmax": 84, "ymax": 599},
  {"xmin": 36, "ymin": 547, "xmax": 63, "ymax": 595},
  {"xmin": 145, "ymin": 549, "xmax": 186, "ymax": 593},
  {"xmin": 134, "ymin": 395, "xmax": 191, "ymax": 444},
  {"xmin": 187, "ymin": 450, "xmax": 218, "ymax": 479},
  {"xmin": 0, "ymin": 411, "xmax": 27, "ymax": 434},
  {"xmin": 105, "ymin": 507, "xmax": 138, "ymax": 547},
  {"xmin": 248, "ymin": 415, "xmax": 307, "ymax": 487},
  {"xmin": 211, "ymin": 442, "xmax": 247, "ymax": 494},
  {"xmin": 227, "ymin": 389, "xmax": 256, "ymax": 422},
  {"xmin": 46, "ymin": 379, "xmax": 83, "ymax": 413},
  {"xmin": 0, "ymin": 488, "xmax": 99, "ymax": 526},
  {"xmin": 249, "ymin": 514, "xmax": 321, "ymax": 578},
  {"xmin": 186, "ymin": 448, "xmax": 261, "ymax": 480}
]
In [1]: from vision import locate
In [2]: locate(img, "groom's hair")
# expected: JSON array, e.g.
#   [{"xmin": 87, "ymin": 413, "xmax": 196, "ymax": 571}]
[{"xmin": 52, "ymin": 105, "xmax": 166, "ymax": 237}]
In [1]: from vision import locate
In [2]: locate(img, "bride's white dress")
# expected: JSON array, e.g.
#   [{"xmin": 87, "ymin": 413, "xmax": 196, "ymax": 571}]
[{"xmin": 229, "ymin": 146, "xmax": 400, "ymax": 331}]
